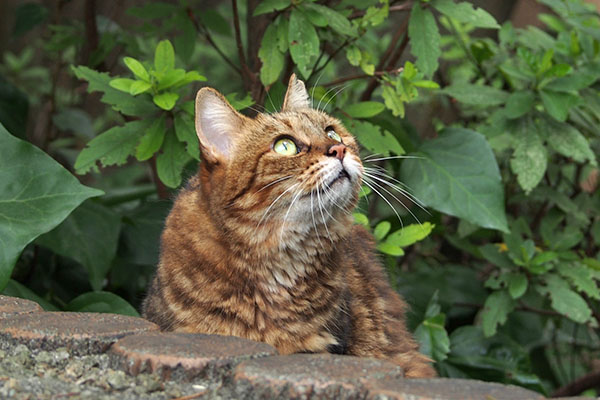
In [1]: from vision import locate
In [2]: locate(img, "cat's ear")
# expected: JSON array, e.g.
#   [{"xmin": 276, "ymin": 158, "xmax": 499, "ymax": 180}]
[
  {"xmin": 195, "ymin": 88, "xmax": 247, "ymax": 164},
  {"xmin": 281, "ymin": 73, "xmax": 310, "ymax": 111}
]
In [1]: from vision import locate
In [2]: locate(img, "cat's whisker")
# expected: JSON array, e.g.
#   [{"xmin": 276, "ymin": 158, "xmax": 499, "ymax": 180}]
[
  {"xmin": 363, "ymin": 167, "xmax": 429, "ymax": 213},
  {"xmin": 256, "ymin": 175, "xmax": 294, "ymax": 192},
  {"xmin": 320, "ymin": 85, "xmax": 348, "ymax": 112},
  {"xmin": 315, "ymin": 179, "xmax": 333, "ymax": 242},
  {"xmin": 362, "ymin": 155, "xmax": 424, "ymax": 163},
  {"xmin": 362, "ymin": 179, "xmax": 404, "ymax": 228},
  {"xmin": 317, "ymin": 176, "xmax": 342, "ymax": 223},
  {"xmin": 255, "ymin": 182, "xmax": 301, "ymax": 232},
  {"xmin": 321, "ymin": 177, "xmax": 349, "ymax": 215},
  {"xmin": 363, "ymin": 172, "xmax": 424, "ymax": 225},
  {"xmin": 309, "ymin": 70, "xmax": 327, "ymax": 109},
  {"xmin": 309, "ymin": 189, "xmax": 325, "ymax": 248},
  {"xmin": 279, "ymin": 185, "xmax": 305, "ymax": 244},
  {"xmin": 316, "ymin": 84, "xmax": 344, "ymax": 112},
  {"xmin": 362, "ymin": 153, "xmax": 385, "ymax": 161}
]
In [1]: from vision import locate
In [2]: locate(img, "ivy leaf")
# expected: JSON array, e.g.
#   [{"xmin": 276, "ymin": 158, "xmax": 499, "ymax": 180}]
[
  {"xmin": 386, "ymin": 223, "xmax": 435, "ymax": 248},
  {"xmin": 72, "ymin": 66, "xmax": 155, "ymax": 117},
  {"xmin": 259, "ymin": 21, "xmax": 285, "ymax": 86},
  {"xmin": 408, "ymin": 4, "xmax": 441, "ymax": 78},
  {"xmin": 0, "ymin": 124, "xmax": 103, "ymax": 290},
  {"xmin": 153, "ymin": 92, "xmax": 179, "ymax": 111},
  {"xmin": 303, "ymin": 3, "xmax": 358, "ymax": 37},
  {"xmin": 481, "ymin": 290, "xmax": 515, "ymax": 337},
  {"xmin": 537, "ymin": 274, "xmax": 592, "ymax": 323},
  {"xmin": 66, "ymin": 291, "xmax": 139, "ymax": 317},
  {"xmin": 156, "ymin": 132, "xmax": 193, "ymax": 188},
  {"xmin": 344, "ymin": 101, "xmax": 385, "ymax": 118},
  {"xmin": 539, "ymin": 89, "xmax": 581, "ymax": 121},
  {"xmin": 154, "ymin": 40, "xmax": 175, "ymax": 72},
  {"xmin": 510, "ymin": 123, "xmax": 547, "ymax": 194},
  {"xmin": 432, "ymin": 0, "xmax": 499, "ymax": 29},
  {"xmin": 75, "ymin": 120, "xmax": 152, "ymax": 174},
  {"xmin": 123, "ymin": 57, "xmax": 150, "ymax": 82},
  {"xmin": 36, "ymin": 201, "xmax": 120, "ymax": 291},
  {"xmin": 443, "ymin": 84, "xmax": 509, "ymax": 107},
  {"xmin": 253, "ymin": 0, "xmax": 290, "ymax": 16},
  {"xmin": 401, "ymin": 128, "xmax": 509, "ymax": 232},
  {"xmin": 543, "ymin": 119, "xmax": 597, "ymax": 166},
  {"xmin": 135, "ymin": 116, "xmax": 166, "ymax": 161},
  {"xmin": 289, "ymin": 9, "xmax": 320, "ymax": 79},
  {"xmin": 174, "ymin": 112, "xmax": 200, "ymax": 160}
]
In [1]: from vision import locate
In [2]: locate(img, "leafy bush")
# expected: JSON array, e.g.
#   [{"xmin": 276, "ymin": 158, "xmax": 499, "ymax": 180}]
[{"xmin": 1, "ymin": 0, "xmax": 599, "ymax": 396}]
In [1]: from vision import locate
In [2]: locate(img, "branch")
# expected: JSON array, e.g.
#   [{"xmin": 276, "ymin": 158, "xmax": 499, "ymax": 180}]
[
  {"xmin": 308, "ymin": 39, "xmax": 352, "ymax": 83},
  {"xmin": 232, "ymin": 0, "xmax": 251, "ymax": 78},
  {"xmin": 186, "ymin": 7, "xmax": 241, "ymax": 74},
  {"xmin": 552, "ymin": 370, "xmax": 600, "ymax": 397}
]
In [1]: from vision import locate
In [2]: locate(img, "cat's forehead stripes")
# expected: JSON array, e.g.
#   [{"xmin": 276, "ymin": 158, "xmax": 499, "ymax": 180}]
[{"xmin": 262, "ymin": 112, "xmax": 338, "ymax": 144}]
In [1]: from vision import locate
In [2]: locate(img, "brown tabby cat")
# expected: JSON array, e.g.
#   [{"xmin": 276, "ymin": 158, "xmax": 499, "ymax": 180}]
[{"xmin": 142, "ymin": 74, "xmax": 435, "ymax": 378}]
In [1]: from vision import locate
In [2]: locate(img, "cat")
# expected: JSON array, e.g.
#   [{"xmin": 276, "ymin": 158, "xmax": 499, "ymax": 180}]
[{"xmin": 142, "ymin": 74, "xmax": 435, "ymax": 378}]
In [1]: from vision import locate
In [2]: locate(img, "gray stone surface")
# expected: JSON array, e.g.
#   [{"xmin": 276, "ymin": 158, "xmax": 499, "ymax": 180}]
[
  {"xmin": 0, "ymin": 312, "xmax": 159, "ymax": 355},
  {"xmin": 0, "ymin": 295, "xmax": 43, "ymax": 319},
  {"xmin": 109, "ymin": 332, "xmax": 277, "ymax": 380}
]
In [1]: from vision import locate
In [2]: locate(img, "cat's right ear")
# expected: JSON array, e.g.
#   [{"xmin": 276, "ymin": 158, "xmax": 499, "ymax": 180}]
[{"xmin": 195, "ymin": 88, "xmax": 247, "ymax": 164}]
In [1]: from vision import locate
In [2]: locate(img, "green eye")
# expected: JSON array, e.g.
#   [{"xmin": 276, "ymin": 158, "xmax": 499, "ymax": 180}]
[
  {"xmin": 327, "ymin": 127, "xmax": 342, "ymax": 142},
  {"xmin": 273, "ymin": 138, "xmax": 298, "ymax": 155}
]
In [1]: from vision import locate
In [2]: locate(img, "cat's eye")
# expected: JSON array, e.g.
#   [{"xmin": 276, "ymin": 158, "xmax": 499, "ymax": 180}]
[
  {"xmin": 326, "ymin": 126, "xmax": 342, "ymax": 142},
  {"xmin": 273, "ymin": 137, "xmax": 298, "ymax": 155}
]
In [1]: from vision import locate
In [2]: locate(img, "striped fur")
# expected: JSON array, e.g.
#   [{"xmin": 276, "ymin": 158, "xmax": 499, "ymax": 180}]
[{"xmin": 142, "ymin": 75, "xmax": 435, "ymax": 378}]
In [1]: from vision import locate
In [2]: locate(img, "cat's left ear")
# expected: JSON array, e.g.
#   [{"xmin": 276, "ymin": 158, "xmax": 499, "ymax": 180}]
[
  {"xmin": 281, "ymin": 73, "xmax": 311, "ymax": 111},
  {"xmin": 195, "ymin": 88, "xmax": 248, "ymax": 164}
]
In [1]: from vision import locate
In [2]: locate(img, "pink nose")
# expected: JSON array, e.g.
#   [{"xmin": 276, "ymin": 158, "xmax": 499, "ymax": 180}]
[{"xmin": 327, "ymin": 144, "xmax": 346, "ymax": 160}]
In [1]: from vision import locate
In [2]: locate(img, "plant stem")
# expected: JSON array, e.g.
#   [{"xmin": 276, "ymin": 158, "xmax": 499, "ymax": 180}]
[{"xmin": 552, "ymin": 370, "xmax": 600, "ymax": 397}]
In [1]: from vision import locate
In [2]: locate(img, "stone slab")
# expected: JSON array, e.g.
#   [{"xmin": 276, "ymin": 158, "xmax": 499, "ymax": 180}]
[
  {"xmin": 109, "ymin": 332, "xmax": 277, "ymax": 381},
  {"xmin": 0, "ymin": 295, "xmax": 43, "ymax": 319},
  {"xmin": 0, "ymin": 312, "xmax": 159, "ymax": 355},
  {"xmin": 364, "ymin": 377, "xmax": 546, "ymax": 400},
  {"xmin": 233, "ymin": 353, "xmax": 404, "ymax": 399}
]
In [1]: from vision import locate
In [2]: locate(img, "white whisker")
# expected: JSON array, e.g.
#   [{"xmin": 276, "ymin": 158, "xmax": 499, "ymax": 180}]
[
  {"xmin": 363, "ymin": 155, "xmax": 424, "ymax": 163},
  {"xmin": 362, "ymin": 180, "xmax": 404, "ymax": 227},
  {"xmin": 363, "ymin": 172, "xmax": 424, "ymax": 225},
  {"xmin": 257, "ymin": 175, "xmax": 293, "ymax": 192}
]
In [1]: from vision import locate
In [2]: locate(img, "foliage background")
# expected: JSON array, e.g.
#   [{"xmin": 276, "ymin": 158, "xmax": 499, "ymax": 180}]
[{"xmin": 0, "ymin": 0, "xmax": 599, "ymax": 397}]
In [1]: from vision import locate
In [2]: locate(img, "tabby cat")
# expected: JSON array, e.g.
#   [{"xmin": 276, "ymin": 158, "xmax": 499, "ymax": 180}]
[{"xmin": 142, "ymin": 75, "xmax": 435, "ymax": 378}]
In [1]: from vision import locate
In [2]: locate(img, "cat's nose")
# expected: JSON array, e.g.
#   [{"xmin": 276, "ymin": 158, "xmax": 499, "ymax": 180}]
[{"xmin": 327, "ymin": 143, "xmax": 346, "ymax": 161}]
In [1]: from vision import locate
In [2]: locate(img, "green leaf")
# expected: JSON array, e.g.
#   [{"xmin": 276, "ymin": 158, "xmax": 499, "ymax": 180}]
[
  {"xmin": 156, "ymin": 132, "xmax": 193, "ymax": 188},
  {"xmin": 507, "ymin": 272, "xmax": 528, "ymax": 299},
  {"xmin": 432, "ymin": 0, "xmax": 499, "ymax": 29},
  {"xmin": 415, "ymin": 313, "xmax": 450, "ymax": 362},
  {"xmin": 544, "ymin": 119, "xmax": 597, "ymax": 166},
  {"xmin": 259, "ymin": 22, "xmax": 285, "ymax": 86},
  {"xmin": 36, "ymin": 201, "xmax": 120, "ymax": 291},
  {"xmin": 481, "ymin": 290, "xmax": 515, "ymax": 337},
  {"xmin": 343, "ymin": 120, "xmax": 405, "ymax": 156},
  {"xmin": 72, "ymin": 66, "xmax": 155, "ymax": 117},
  {"xmin": 377, "ymin": 242, "xmax": 405, "ymax": 256},
  {"xmin": 225, "ymin": 92, "xmax": 255, "ymax": 111},
  {"xmin": 174, "ymin": 112, "xmax": 200, "ymax": 160},
  {"xmin": 303, "ymin": 3, "xmax": 358, "ymax": 37},
  {"xmin": 382, "ymin": 85, "xmax": 405, "ymax": 117},
  {"xmin": 153, "ymin": 92, "xmax": 179, "ymax": 110},
  {"xmin": 2, "ymin": 279, "xmax": 59, "ymax": 311},
  {"xmin": 544, "ymin": 73, "xmax": 599, "ymax": 92},
  {"xmin": 129, "ymin": 80, "xmax": 152, "ymax": 96},
  {"xmin": 539, "ymin": 89, "xmax": 581, "ymax": 122},
  {"xmin": 408, "ymin": 4, "xmax": 441, "ymax": 78},
  {"xmin": 401, "ymin": 128, "xmax": 508, "ymax": 232},
  {"xmin": 353, "ymin": 212, "xmax": 369, "ymax": 226},
  {"xmin": 75, "ymin": 120, "xmax": 152, "ymax": 174},
  {"xmin": 253, "ymin": 0, "xmax": 290, "ymax": 16},
  {"xmin": 373, "ymin": 221, "xmax": 391, "ymax": 241},
  {"xmin": 13, "ymin": 3, "xmax": 48, "ymax": 37},
  {"xmin": 557, "ymin": 262, "xmax": 600, "ymax": 300},
  {"xmin": 510, "ymin": 124, "xmax": 547, "ymax": 194},
  {"xmin": 386, "ymin": 222, "xmax": 435, "ymax": 248},
  {"xmin": 346, "ymin": 45, "xmax": 361, "ymax": 66},
  {"xmin": 126, "ymin": 2, "xmax": 177, "ymax": 19},
  {"xmin": 0, "ymin": 124, "xmax": 103, "ymax": 290},
  {"xmin": 123, "ymin": 57, "xmax": 150, "ymax": 81},
  {"xmin": 66, "ymin": 291, "xmax": 139, "ymax": 317},
  {"xmin": 289, "ymin": 9, "xmax": 320, "ymax": 79},
  {"xmin": 504, "ymin": 91, "xmax": 535, "ymax": 119},
  {"xmin": 135, "ymin": 116, "xmax": 166, "ymax": 161},
  {"xmin": 344, "ymin": 102, "xmax": 386, "ymax": 118},
  {"xmin": 156, "ymin": 68, "xmax": 186, "ymax": 90},
  {"xmin": 109, "ymin": 78, "xmax": 135, "ymax": 93},
  {"xmin": 537, "ymin": 274, "xmax": 592, "ymax": 323},
  {"xmin": 154, "ymin": 39, "xmax": 175, "ymax": 72},
  {"xmin": 443, "ymin": 84, "xmax": 509, "ymax": 107}
]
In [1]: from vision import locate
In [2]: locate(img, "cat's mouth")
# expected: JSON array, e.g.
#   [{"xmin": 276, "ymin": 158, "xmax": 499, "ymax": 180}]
[{"xmin": 330, "ymin": 168, "xmax": 350, "ymax": 185}]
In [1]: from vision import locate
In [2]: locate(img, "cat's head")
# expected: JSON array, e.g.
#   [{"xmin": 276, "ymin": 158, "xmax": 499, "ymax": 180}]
[{"xmin": 194, "ymin": 75, "xmax": 363, "ymax": 242}]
